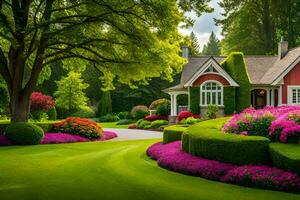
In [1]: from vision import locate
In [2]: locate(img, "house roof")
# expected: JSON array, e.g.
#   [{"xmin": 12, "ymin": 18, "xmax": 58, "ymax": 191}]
[{"xmin": 163, "ymin": 47, "xmax": 300, "ymax": 93}]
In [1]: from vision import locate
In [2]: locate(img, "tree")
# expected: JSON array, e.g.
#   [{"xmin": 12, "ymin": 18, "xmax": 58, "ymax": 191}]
[
  {"xmin": 96, "ymin": 91, "xmax": 112, "ymax": 117},
  {"xmin": 189, "ymin": 31, "xmax": 201, "ymax": 55},
  {"xmin": 202, "ymin": 31, "xmax": 220, "ymax": 55},
  {"xmin": 55, "ymin": 72, "xmax": 88, "ymax": 113},
  {"xmin": 0, "ymin": 0, "xmax": 212, "ymax": 122}
]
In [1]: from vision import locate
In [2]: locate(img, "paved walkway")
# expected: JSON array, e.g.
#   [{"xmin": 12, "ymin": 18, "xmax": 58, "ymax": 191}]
[{"xmin": 104, "ymin": 128, "xmax": 163, "ymax": 141}]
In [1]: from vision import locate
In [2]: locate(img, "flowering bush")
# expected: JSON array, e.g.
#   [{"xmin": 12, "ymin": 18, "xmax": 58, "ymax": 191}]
[
  {"xmin": 30, "ymin": 92, "xmax": 55, "ymax": 112},
  {"xmin": 176, "ymin": 111, "xmax": 193, "ymax": 123},
  {"xmin": 53, "ymin": 117, "xmax": 103, "ymax": 139},
  {"xmin": 147, "ymin": 141, "xmax": 300, "ymax": 192},
  {"xmin": 223, "ymin": 106, "xmax": 300, "ymax": 143},
  {"xmin": 128, "ymin": 124, "xmax": 137, "ymax": 129},
  {"xmin": 144, "ymin": 115, "xmax": 168, "ymax": 121}
]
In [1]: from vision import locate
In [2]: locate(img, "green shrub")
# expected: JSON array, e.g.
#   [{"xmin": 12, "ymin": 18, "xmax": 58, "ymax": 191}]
[
  {"xmin": 30, "ymin": 110, "xmax": 48, "ymax": 121},
  {"xmin": 136, "ymin": 119, "xmax": 151, "ymax": 129},
  {"xmin": 190, "ymin": 87, "xmax": 200, "ymax": 114},
  {"xmin": 5, "ymin": 122, "xmax": 44, "ymax": 145},
  {"xmin": 182, "ymin": 118, "xmax": 270, "ymax": 165},
  {"xmin": 0, "ymin": 82, "xmax": 9, "ymax": 114},
  {"xmin": 156, "ymin": 104, "xmax": 170, "ymax": 116},
  {"xmin": 71, "ymin": 106, "xmax": 95, "ymax": 118},
  {"xmin": 0, "ymin": 121, "xmax": 55, "ymax": 134},
  {"xmin": 117, "ymin": 112, "xmax": 132, "ymax": 120},
  {"xmin": 97, "ymin": 114, "xmax": 119, "ymax": 122},
  {"xmin": 269, "ymin": 143, "xmax": 300, "ymax": 175},
  {"xmin": 224, "ymin": 87, "xmax": 236, "ymax": 115},
  {"xmin": 149, "ymin": 99, "xmax": 170, "ymax": 110},
  {"xmin": 47, "ymin": 107, "xmax": 57, "ymax": 120},
  {"xmin": 116, "ymin": 119, "xmax": 134, "ymax": 125},
  {"xmin": 96, "ymin": 91, "xmax": 112, "ymax": 117},
  {"xmin": 131, "ymin": 105, "xmax": 149, "ymax": 120},
  {"xmin": 150, "ymin": 120, "xmax": 168, "ymax": 129},
  {"xmin": 163, "ymin": 125, "xmax": 188, "ymax": 144},
  {"xmin": 206, "ymin": 104, "xmax": 219, "ymax": 119},
  {"xmin": 179, "ymin": 117, "xmax": 201, "ymax": 125}
]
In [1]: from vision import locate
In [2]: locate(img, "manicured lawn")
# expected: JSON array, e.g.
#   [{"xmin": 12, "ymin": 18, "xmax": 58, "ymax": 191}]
[
  {"xmin": 0, "ymin": 140, "xmax": 299, "ymax": 200},
  {"xmin": 99, "ymin": 122, "xmax": 130, "ymax": 129}
]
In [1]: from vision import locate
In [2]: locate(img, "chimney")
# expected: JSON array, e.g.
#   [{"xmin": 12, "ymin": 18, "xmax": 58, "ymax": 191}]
[
  {"xmin": 278, "ymin": 37, "xmax": 288, "ymax": 59},
  {"xmin": 181, "ymin": 46, "xmax": 189, "ymax": 58}
]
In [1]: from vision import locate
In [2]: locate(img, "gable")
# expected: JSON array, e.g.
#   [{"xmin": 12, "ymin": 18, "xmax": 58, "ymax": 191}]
[
  {"xmin": 193, "ymin": 74, "xmax": 230, "ymax": 86},
  {"xmin": 184, "ymin": 57, "xmax": 239, "ymax": 87}
]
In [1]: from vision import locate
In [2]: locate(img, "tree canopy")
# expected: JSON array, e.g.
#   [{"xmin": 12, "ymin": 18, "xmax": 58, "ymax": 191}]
[
  {"xmin": 189, "ymin": 31, "xmax": 201, "ymax": 56},
  {"xmin": 202, "ymin": 31, "xmax": 220, "ymax": 55}
]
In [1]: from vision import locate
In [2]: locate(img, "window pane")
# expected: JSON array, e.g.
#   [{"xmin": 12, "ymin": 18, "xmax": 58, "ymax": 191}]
[
  {"xmin": 293, "ymin": 89, "xmax": 297, "ymax": 103},
  {"xmin": 298, "ymin": 89, "xmax": 300, "ymax": 103},
  {"xmin": 202, "ymin": 92, "xmax": 205, "ymax": 105},
  {"xmin": 207, "ymin": 92, "xmax": 211, "ymax": 104},
  {"xmin": 212, "ymin": 92, "xmax": 216, "ymax": 104},
  {"xmin": 206, "ymin": 83, "xmax": 211, "ymax": 90},
  {"xmin": 212, "ymin": 83, "xmax": 216, "ymax": 90},
  {"xmin": 218, "ymin": 92, "xmax": 222, "ymax": 105}
]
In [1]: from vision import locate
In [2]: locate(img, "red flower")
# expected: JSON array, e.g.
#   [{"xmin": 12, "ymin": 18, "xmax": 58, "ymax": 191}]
[{"xmin": 30, "ymin": 92, "xmax": 55, "ymax": 112}]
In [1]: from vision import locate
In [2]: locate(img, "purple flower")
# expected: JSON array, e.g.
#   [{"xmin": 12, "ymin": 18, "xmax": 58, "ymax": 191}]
[{"xmin": 0, "ymin": 134, "xmax": 11, "ymax": 146}]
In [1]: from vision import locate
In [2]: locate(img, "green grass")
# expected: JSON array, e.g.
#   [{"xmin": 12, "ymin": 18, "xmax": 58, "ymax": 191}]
[
  {"xmin": 0, "ymin": 140, "xmax": 299, "ymax": 200},
  {"xmin": 99, "ymin": 122, "xmax": 130, "ymax": 128}
]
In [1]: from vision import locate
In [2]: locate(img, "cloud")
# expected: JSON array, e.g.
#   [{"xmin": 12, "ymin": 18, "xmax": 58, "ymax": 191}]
[{"xmin": 179, "ymin": 0, "xmax": 224, "ymax": 50}]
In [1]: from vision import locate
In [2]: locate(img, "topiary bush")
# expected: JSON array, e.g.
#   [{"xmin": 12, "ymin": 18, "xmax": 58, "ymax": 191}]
[
  {"xmin": 71, "ymin": 106, "xmax": 95, "ymax": 118},
  {"xmin": 150, "ymin": 120, "xmax": 168, "ymax": 129},
  {"xmin": 47, "ymin": 107, "xmax": 57, "ymax": 120},
  {"xmin": 179, "ymin": 117, "xmax": 201, "ymax": 125},
  {"xmin": 5, "ymin": 123, "xmax": 44, "ymax": 145},
  {"xmin": 182, "ymin": 118, "xmax": 270, "ymax": 165},
  {"xmin": 131, "ymin": 105, "xmax": 149, "ymax": 120},
  {"xmin": 163, "ymin": 125, "xmax": 188, "ymax": 144},
  {"xmin": 149, "ymin": 98, "xmax": 170, "ymax": 110},
  {"xmin": 156, "ymin": 104, "xmax": 170, "ymax": 116},
  {"xmin": 136, "ymin": 119, "xmax": 151, "ymax": 129}
]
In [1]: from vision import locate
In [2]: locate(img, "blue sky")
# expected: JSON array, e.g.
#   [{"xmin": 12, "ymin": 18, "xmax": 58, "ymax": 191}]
[{"xmin": 179, "ymin": 0, "xmax": 223, "ymax": 50}]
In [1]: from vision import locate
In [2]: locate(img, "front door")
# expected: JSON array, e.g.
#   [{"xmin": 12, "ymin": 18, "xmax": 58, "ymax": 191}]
[{"xmin": 251, "ymin": 89, "xmax": 267, "ymax": 109}]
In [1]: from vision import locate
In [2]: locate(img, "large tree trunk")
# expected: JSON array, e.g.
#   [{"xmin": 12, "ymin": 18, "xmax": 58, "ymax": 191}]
[{"xmin": 10, "ymin": 90, "xmax": 32, "ymax": 123}]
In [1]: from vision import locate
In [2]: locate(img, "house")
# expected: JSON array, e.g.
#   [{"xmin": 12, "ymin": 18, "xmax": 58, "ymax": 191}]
[{"xmin": 163, "ymin": 40, "xmax": 300, "ymax": 119}]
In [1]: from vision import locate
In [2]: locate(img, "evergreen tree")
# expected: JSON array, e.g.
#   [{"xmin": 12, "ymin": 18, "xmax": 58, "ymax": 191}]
[
  {"xmin": 55, "ymin": 72, "xmax": 89, "ymax": 113},
  {"xmin": 97, "ymin": 92, "xmax": 112, "ymax": 117},
  {"xmin": 189, "ymin": 32, "xmax": 201, "ymax": 55},
  {"xmin": 202, "ymin": 32, "xmax": 221, "ymax": 55}
]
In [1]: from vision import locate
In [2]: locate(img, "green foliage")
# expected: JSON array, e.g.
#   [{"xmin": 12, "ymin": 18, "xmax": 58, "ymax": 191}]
[
  {"xmin": 182, "ymin": 118, "xmax": 270, "ymax": 165},
  {"xmin": 156, "ymin": 104, "xmax": 170, "ymax": 116},
  {"xmin": 47, "ymin": 108, "xmax": 57, "ymax": 121},
  {"xmin": 71, "ymin": 106, "xmax": 96, "ymax": 118},
  {"xmin": 136, "ymin": 119, "xmax": 151, "ymax": 129},
  {"xmin": 269, "ymin": 143, "xmax": 300, "ymax": 175},
  {"xmin": 149, "ymin": 98, "xmax": 171, "ymax": 110},
  {"xmin": 0, "ymin": 81, "xmax": 9, "ymax": 114},
  {"xmin": 30, "ymin": 111, "xmax": 48, "ymax": 121},
  {"xmin": 5, "ymin": 123, "xmax": 44, "ymax": 145},
  {"xmin": 163, "ymin": 125, "xmax": 188, "ymax": 144},
  {"xmin": 97, "ymin": 114, "xmax": 120, "ymax": 123},
  {"xmin": 202, "ymin": 31, "xmax": 221, "ymax": 55},
  {"xmin": 116, "ymin": 119, "xmax": 135, "ymax": 125},
  {"xmin": 150, "ymin": 120, "xmax": 168, "ymax": 129},
  {"xmin": 189, "ymin": 32, "xmax": 201, "ymax": 56},
  {"xmin": 190, "ymin": 87, "xmax": 200, "ymax": 114},
  {"xmin": 96, "ymin": 92, "xmax": 112, "ymax": 117},
  {"xmin": 206, "ymin": 104, "xmax": 219, "ymax": 119},
  {"xmin": 221, "ymin": 53, "xmax": 250, "ymax": 112},
  {"xmin": 223, "ymin": 87, "xmax": 236, "ymax": 115},
  {"xmin": 55, "ymin": 72, "xmax": 89, "ymax": 112},
  {"xmin": 117, "ymin": 112, "xmax": 132, "ymax": 120},
  {"xmin": 0, "ymin": 121, "xmax": 55, "ymax": 134},
  {"xmin": 179, "ymin": 117, "xmax": 201, "ymax": 125},
  {"xmin": 131, "ymin": 105, "xmax": 149, "ymax": 120}
]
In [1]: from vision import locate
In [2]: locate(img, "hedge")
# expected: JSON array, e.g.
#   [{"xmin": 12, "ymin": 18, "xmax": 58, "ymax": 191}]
[
  {"xmin": 221, "ymin": 53, "xmax": 251, "ymax": 113},
  {"xmin": 163, "ymin": 125, "xmax": 188, "ymax": 144},
  {"xmin": 182, "ymin": 118, "xmax": 270, "ymax": 165},
  {"xmin": 223, "ymin": 86, "xmax": 236, "ymax": 115},
  {"xmin": 269, "ymin": 143, "xmax": 300, "ymax": 175},
  {"xmin": 189, "ymin": 87, "xmax": 200, "ymax": 114},
  {"xmin": 0, "ymin": 121, "xmax": 56, "ymax": 134}
]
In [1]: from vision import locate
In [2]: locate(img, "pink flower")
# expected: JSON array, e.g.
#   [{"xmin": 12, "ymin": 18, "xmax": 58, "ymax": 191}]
[{"xmin": 240, "ymin": 131, "xmax": 248, "ymax": 136}]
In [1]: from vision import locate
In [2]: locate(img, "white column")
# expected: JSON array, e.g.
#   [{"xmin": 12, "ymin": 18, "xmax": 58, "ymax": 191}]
[
  {"xmin": 174, "ymin": 94, "xmax": 178, "ymax": 116},
  {"xmin": 170, "ymin": 94, "xmax": 174, "ymax": 116},
  {"xmin": 266, "ymin": 89, "xmax": 270, "ymax": 106},
  {"xmin": 271, "ymin": 89, "xmax": 275, "ymax": 106},
  {"xmin": 278, "ymin": 86, "xmax": 282, "ymax": 105}
]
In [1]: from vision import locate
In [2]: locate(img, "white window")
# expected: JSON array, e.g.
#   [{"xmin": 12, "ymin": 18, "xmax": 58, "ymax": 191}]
[
  {"xmin": 200, "ymin": 81, "xmax": 223, "ymax": 106},
  {"xmin": 288, "ymin": 86, "xmax": 300, "ymax": 104}
]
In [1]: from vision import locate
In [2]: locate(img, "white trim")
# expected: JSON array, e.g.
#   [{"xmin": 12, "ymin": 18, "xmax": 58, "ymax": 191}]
[
  {"xmin": 184, "ymin": 57, "xmax": 239, "ymax": 87},
  {"xmin": 199, "ymin": 80, "xmax": 224, "ymax": 106},
  {"xmin": 287, "ymin": 85, "xmax": 300, "ymax": 105},
  {"xmin": 272, "ymin": 56, "xmax": 300, "ymax": 85},
  {"xmin": 278, "ymin": 85, "xmax": 282, "ymax": 105}
]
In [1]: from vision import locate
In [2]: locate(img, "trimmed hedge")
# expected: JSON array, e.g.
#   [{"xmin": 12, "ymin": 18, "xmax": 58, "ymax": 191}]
[
  {"xmin": 223, "ymin": 86, "xmax": 236, "ymax": 115},
  {"xmin": 189, "ymin": 87, "xmax": 200, "ymax": 114},
  {"xmin": 269, "ymin": 143, "xmax": 300, "ymax": 175},
  {"xmin": 0, "ymin": 121, "xmax": 56, "ymax": 134},
  {"xmin": 5, "ymin": 122, "xmax": 44, "ymax": 145},
  {"xmin": 182, "ymin": 118, "xmax": 270, "ymax": 165},
  {"xmin": 163, "ymin": 125, "xmax": 188, "ymax": 144},
  {"xmin": 221, "ymin": 53, "xmax": 251, "ymax": 113}
]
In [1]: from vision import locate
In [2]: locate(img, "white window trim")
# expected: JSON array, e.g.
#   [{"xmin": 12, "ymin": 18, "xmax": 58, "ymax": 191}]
[
  {"xmin": 287, "ymin": 85, "xmax": 300, "ymax": 105},
  {"xmin": 200, "ymin": 80, "xmax": 224, "ymax": 106}
]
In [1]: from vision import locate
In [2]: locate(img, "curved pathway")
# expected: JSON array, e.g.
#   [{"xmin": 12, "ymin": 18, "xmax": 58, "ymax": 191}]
[{"xmin": 104, "ymin": 128, "xmax": 162, "ymax": 141}]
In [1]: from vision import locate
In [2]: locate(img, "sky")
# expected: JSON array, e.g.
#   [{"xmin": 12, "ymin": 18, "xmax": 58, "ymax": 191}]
[{"xmin": 179, "ymin": 0, "xmax": 223, "ymax": 51}]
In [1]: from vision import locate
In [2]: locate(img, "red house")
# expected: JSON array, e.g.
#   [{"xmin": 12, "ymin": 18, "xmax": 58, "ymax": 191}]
[{"xmin": 164, "ymin": 40, "xmax": 300, "ymax": 118}]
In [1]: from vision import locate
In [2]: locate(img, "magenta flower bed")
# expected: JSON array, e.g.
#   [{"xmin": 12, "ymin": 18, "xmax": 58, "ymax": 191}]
[
  {"xmin": 147, "ymin": 141, "xmax": 300, "ymax": 193},
  {"xmin": 0, "ymin": 131, "xmax": 117, "ymax": 145}
]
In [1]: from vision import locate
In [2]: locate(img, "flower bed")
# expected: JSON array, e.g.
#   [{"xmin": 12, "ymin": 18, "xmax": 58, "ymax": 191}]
[
  {"xmin": 0, "ymin": 131, "xmax": 117, "ymax": 145},
  {"xmin": 223, "ymin": 106, "xmax": 300, "ymax": 143},
  {"xmin": 147, "ymin": 141, "xmax": 300, "ymax": 193}
]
